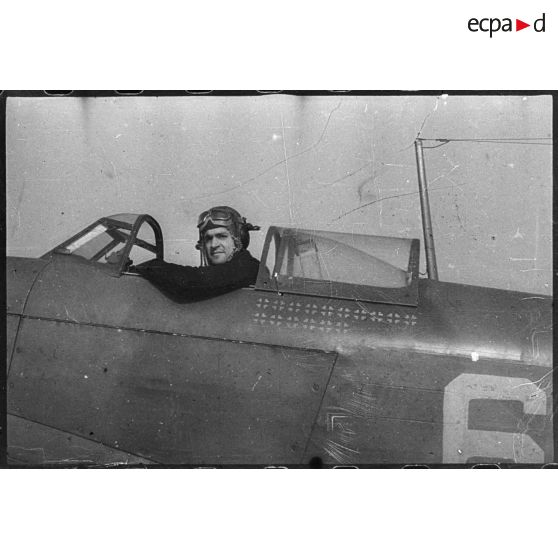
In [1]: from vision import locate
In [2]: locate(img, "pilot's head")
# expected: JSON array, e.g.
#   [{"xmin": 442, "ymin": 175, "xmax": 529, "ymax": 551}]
[{"xmin": 196, "ymin": 206, "xmax": 259, "ymax": 266}]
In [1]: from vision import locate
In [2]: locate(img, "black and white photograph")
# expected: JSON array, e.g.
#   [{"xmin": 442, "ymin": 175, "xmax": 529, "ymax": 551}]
[
  {"xmin": 3, "ymin": 2, "xmax": 557, "ymax": 555},
  {"xmin": 4, "ymin": 91, "xmax": 553, "ymax": 467}
]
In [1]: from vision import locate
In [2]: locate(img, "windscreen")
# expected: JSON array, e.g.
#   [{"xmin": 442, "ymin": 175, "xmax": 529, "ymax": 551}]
[
  {"xmin": 54, "ymin": 221, "xmax": 132, "ymax": 263},
  {"xmin": 274, "ymin": 229, "xmax": 411, "ymax": 288},
  {"xmin": 257, "ymin": 227, "xmax": 419, "ymax": 306},
  {"xmin": 49, "ymin": 214, "xmax": 160, "ymax": 273}
]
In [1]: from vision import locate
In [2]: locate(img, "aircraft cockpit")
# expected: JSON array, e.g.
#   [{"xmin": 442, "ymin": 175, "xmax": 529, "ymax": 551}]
[{"xmin": 43, "ymin": 214, "xmax": 420, "ymax": 306}]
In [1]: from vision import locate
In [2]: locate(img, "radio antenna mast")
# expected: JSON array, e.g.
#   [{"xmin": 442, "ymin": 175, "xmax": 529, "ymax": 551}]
[{"xmin": 414, "ymin": 138, "xmax": 439, "ymax": 280}]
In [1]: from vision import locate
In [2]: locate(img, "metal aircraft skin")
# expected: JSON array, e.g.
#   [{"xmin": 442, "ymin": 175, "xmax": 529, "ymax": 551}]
[{"xmin": 6, "ymin": 214, "xmax": 553, "ymax": 466}]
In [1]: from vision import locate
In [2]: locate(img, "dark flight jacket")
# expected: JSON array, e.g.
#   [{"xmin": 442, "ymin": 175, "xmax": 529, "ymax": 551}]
[{"xmin": 134, "ymin": 249, "xmax": 261, "ymax": 302}]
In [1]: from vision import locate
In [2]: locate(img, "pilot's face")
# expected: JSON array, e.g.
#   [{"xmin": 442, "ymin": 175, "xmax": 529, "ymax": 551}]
[{"xmin": 204, "ymin": 226, "xmax": 236, "ymax": 265}]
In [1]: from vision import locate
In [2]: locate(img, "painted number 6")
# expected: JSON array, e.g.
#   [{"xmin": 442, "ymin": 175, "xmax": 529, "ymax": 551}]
[{"xmin": 443, "ymin": 373, "xmax": 548, "ymax": 463}]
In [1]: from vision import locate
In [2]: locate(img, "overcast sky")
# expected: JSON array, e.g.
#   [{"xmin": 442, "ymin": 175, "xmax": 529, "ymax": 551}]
[{"xmin": 6, "ymin": 94, "xmax": 552, "ymax": 295}]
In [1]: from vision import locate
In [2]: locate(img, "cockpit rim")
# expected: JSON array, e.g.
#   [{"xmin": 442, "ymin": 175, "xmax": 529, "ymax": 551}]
[{"xmin": 41, "ymin": 215, "xmax": 421, "ymax": 306}]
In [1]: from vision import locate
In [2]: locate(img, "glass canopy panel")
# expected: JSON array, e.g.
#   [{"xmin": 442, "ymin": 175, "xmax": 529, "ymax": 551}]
[
  {"xmin": 256, "ymin": 227, "xmax": 419, "ymax": 306},
  {"xmin": 53, "ymin": 222, "xmax": 132, "ymax": 263}
]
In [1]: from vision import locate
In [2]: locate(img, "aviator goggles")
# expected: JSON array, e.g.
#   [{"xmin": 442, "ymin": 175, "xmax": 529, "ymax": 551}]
[{"xmin": 197, "ymin": 207, "xmax": 242, "ymax": 232}]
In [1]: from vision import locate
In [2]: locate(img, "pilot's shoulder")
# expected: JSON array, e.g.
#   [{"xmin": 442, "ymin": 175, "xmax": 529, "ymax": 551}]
[{"xmin": 237, "ymin": 249, "xmax": 259, "ymax": 264}]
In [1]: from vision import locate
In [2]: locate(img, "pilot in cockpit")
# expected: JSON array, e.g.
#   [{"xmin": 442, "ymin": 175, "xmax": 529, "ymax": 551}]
[{"xmin": 132, "ymin": 206, "xmax": 261, "ymax": 302}]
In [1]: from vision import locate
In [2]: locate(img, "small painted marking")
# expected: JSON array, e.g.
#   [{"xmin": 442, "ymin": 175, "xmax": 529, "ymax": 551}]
[
  {"xmin": 253, "ymin": 300, "xmax": 416, "ymax": 330},
  {"xmin": 443, "ymin": 373, "xmax": 549, "ymax": 463}
]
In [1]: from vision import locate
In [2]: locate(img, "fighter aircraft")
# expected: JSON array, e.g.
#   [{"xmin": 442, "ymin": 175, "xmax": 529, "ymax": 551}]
[{"xmin": 6, "ymin": 212, "xmax": 553, "ymax": 465}]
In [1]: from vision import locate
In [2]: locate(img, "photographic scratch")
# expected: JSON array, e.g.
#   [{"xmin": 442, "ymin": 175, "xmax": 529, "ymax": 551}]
[
  {"xmin": 397, "ymin": 95, "xmax": 444, "ymax": 152},
  {"xmin": 454, "ymin": 201, "xmax": 465, "ymax": 230},
  {"xmin": 280, "ymin": 112, "xmax": 294, "ymax": 224},
  {"xmin": 322, "ymin": 439, "xmax": 360, "ymax": 464},
  {"xmin": 417, "ymin": 96, "xmax": 441, "ymax": 139},
  {"xmin": 194, "ymin": 100, "xmax": 343, "ymax": 199},
  {"xmin": 317, "ymin": 250, "xmax": 332, "ymax": 281},
  {"xmin": 315, "ymin": 161, "xmax": 373, "ymax": 188},
  {"xmin": 429, "ymin": 163, "xmax": 460, "ymax": 186},
  {"xmin": 64, "ymin": 306, "xmax": 78, "ymax": 323},
  {"xmin": 345, "ymin": 390, "xmax": 378, "ymax": 420},
  {"xmin": 332, "ymin": 190, "xmax": 419, "ymax": 222},
  {"xmin": 251, "ymin": 374, "xmax": 263, "ymax": 391},
  {"xmin": 331, "ymin": 183, "xmax": 466, "ymax": 223},
  {"xmin": 381, "ymin": 162, "xmax": 414, "ymax": 168},
  {"xmin": 514, "ymin": 368, "xmax": 554, "ymax": 392}
]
